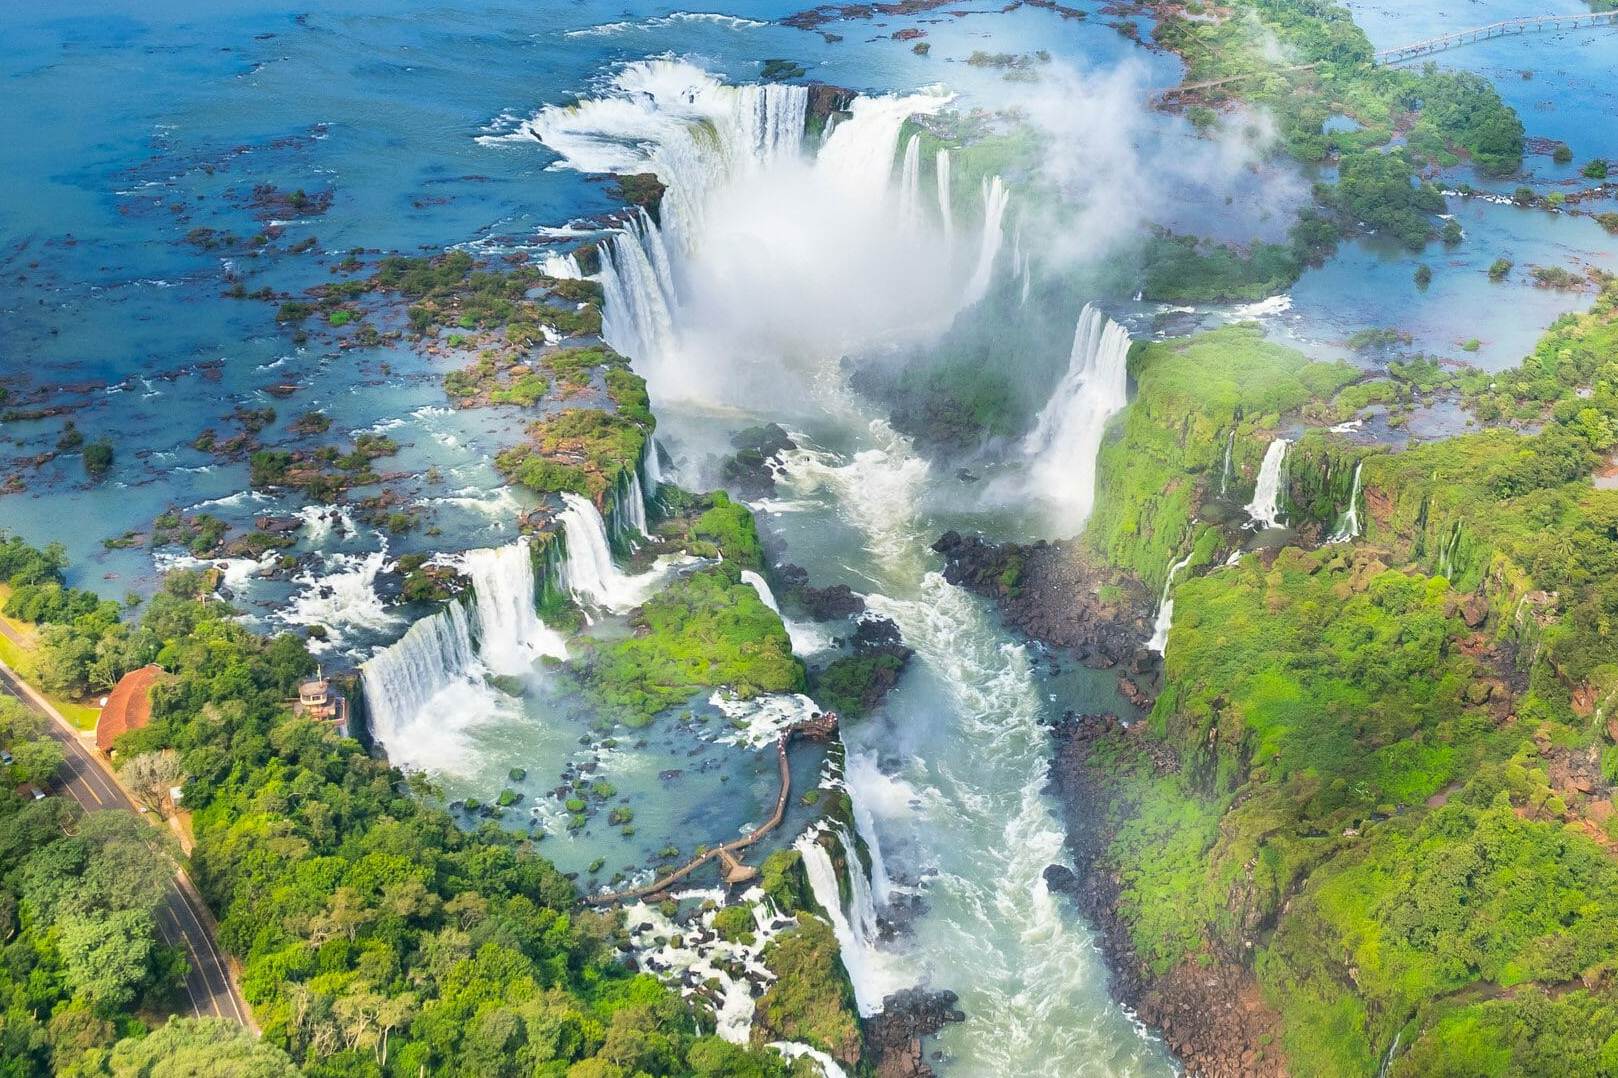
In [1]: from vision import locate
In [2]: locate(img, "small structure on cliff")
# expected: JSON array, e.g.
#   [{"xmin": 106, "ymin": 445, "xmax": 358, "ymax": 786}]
[{"xmin": 293, "ymin": 672, "xmax": 349, "ymax": 737}]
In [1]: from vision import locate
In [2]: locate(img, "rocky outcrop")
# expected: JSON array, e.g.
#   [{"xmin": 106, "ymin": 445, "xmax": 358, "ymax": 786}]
[
  {"xmin": 1044, "ymin": 714, "xmax": 1287, "ymax": 1077},
  {"xmin": 777, "ymin": 563, "xmax": 867, "ymax": 620},
  {"xmin": 932, "ymin": 531, "xmax": 1154, "ymax": 668},
  {"xmin": 865, "ymin": 987, "xmax": 966, "ymax": 1078},
  {"xmin": 721, "ymin": 423, "xmax": 796, "ymax": 499}
]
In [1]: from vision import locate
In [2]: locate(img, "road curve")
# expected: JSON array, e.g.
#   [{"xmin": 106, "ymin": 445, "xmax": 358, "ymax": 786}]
[{"xmin": 0, "ymin": 659, "xmax": 253, "ymax": 1029}]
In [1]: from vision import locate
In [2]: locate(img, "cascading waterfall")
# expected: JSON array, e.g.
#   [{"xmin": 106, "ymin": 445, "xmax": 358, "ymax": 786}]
[
  {"xmin": 935, "ymin": 148, "xmax": 954, "ymax": 249},
  {"xmin": 845, "ymin": 753, "xmax": 895, "ymax": 907},
  {"xmin": 539, "ymin": 250, "xmax": 582, "ymax": 279},
  {"xmin": 1245, "ymin": 438, "xmax": 1290, "ymax": 529},
  {"xmin": 897, "ymin": 132, "xmax": 923, "ymax": 232},
  {"xmin": 461, "ymin": 539, "xmax": 567, "ymax": 675},
  {"xmin": 558, "ymin": 492, "xmax": 660, "ymax": 613},
  {"xmin": 794, "ymin": 826, "xmax": 901, "ymax": 1017},
  {"xmin": 739, "ymin": 569, "xmax": 831, "ymax": 655},
  {"xmin": 599, "ymin": 209, "xmax": 679, "ymax": 362},
  {"xmin": 961, "ymin": 175, "xmax": 1009, "ymax": 307},
  {"xmin": 1328, "ymin": 460, "xmax": 1364, "ymax": 543},
  {"xmin": 1021, "ymin": 303, "xmax": 1132, "ymax": 532},
  {"xmin": 1219, "ymin": 429, "xmax": 1235, "ymax": 496},
  {"xmin": 1146, "ymin": 553, "xmax": 1193, "ymax": 655},
  {"xmin": 623, "ymin": 471, "xmax": 651, "ymax": 539},
  {"xmin": 367, "ymin": 598, "xmax": 485, "ymax": 751},
  {"xmin": 642, "ymin": 438, "xmax": 664, "ymax": 495}
]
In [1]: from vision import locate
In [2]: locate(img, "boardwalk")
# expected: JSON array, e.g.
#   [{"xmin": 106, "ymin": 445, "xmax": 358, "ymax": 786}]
[
  {"xmin": 1375, "ymin": 11, "xmax": 1618, "ymax": 65},
  {"xmin": 584, "ymin": 713, "xmax": 837, "ymax": 906}
]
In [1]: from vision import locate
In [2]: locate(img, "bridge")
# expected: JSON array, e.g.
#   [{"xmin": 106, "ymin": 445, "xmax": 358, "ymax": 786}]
[
  {"xmin": 1153, "ymin": 10, "xmax": 1618, "ymax": 103},
  {"xmin": 1375, "ymin": 11, "xmax": 1618, "ymax": 65}
]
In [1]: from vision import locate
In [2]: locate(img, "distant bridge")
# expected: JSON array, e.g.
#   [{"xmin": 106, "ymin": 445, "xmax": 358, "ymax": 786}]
[
  {"xmin": 1153, "ymin": 10, "xmax": 1618, "ymax": 103},
  {"xmin": 1374, "ymin": 11, "xmax": 1618, "ymax": 65}
]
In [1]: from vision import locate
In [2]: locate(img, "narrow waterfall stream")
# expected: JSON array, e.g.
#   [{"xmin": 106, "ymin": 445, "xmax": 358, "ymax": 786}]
[{"xmin": 1245, "ymin": 437, "xmax": 1291, "ymax": 529}]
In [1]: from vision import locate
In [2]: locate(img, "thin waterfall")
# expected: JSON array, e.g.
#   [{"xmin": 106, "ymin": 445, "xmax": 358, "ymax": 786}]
[
  {"xmin": 1020, "ymin": 262, "xmax": 1032, "ymax": 306},
  {"xmin": 1245, "ymin": 438, "xmax": 1290, "ymax": 530},
  {"xmin": 1022, "ymin": 303, "xmax": 1132, "ymax": 531},
  {"xmin": 558, "ymin": 492, "xmax": 660, "ymax": 613},
  {"xmin": 539, "ymin": 250, "xmax": 582, "ymax": 279},
  {"xmin": 642, "ymin": 438, "xmax": 664, "ymax": 495},
  {"xmin": 462, "ymin": 539, "xmax": 567, "ymax": 675},
  {"xmin": 794, "ymin": 827, "xmax": 894, "ymax": 1017},
  {"xmin": 935, "ymin": 148, "xmax": 954, "ymax": 249},
  {"xmin": 740, "ymin": 570, "xmax": 831, "ymax": 656},
  {"xmin": 1146, "ymin": 553, "xmax": 1193, "ymax": 655},
  {"xmin": 1219, "ymin": 429, "xmax": 1235, "ymax": 496},
  {"xmin": 360, "ymin": 602, "xmax": 479, "ymax": 750},
  {"xmin": 623, "ymin": 471, "xmax": 651, "ymax": 539},
  {"xmin": 1328, "ymin": 460, "xmax": 1364, "ymax": 543},
  {"xmin": 897, "ymin": 133, "xmax": 923, "ymax": 231},
  {"xmin": 961, "ymin": 175, "xmax": 1009, "ymax": 307}
]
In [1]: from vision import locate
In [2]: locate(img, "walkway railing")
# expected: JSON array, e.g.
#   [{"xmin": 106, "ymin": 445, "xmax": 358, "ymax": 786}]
[{"xmin": 1375, "ymin": 11, "xmax": 1618, "ymax": 65}]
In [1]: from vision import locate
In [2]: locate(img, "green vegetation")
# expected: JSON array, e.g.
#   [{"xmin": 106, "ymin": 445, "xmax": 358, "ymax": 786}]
[
  {"xmin": 1084, "ymin": 281, "xmax": 1618, "ymax": 1074},
  {"xmin": 750, "ymin": 914, "xmax": 861, "ymax": 1065},
  {"xmin": 712, "ymin": 904, "xmax": 756, "ymax": 945},
  {"xmin": 0, "ymin": 539, "xmax": 799, "ymax": 1076},
  {"xmin": 81, "ymin": 439, "xmax": 114, "ymax": 480},
  {"xmin": 1087, "ymin": 324, "xmax": 1358, "ymax": 584},
  {"xmin": 585, "ymin": 568, "xmax": 804, "ymax": 724}
]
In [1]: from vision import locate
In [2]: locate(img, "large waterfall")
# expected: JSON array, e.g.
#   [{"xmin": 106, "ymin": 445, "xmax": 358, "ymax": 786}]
[
  {"xmin": 961, "ymin": 175, "xmax": 1009, "ymax": 307},
  {"xmin": 558, "ymin": 492, "xmax": 660, "ymax": 613},
  {"xmin": 599, "ymin": 209, "xmax": 679, "ymax": 364},
  {"xmin": 795, "ymin": 826, "xmax": 904, "ymax": 1017},
  {"xmin": 462, "ymin": 539, "xmax": 567, "ymax": 675},
  {"xmin": 1328, "ymin": 459, "xmax": 1364, "ymax": 543},
  {"xmin": 361, "ymin": 538, "xmax": 566, "ymax": 772},
  {"xmin": 1146, "ymin": 552, "xmax": 1193, "ymax": 655},
  {"xmin": 1245, "ymin": 438, "xmax": 1290, "ymax": 529},
  {"xmin": 1022, "ymin": 303, "xmax": 1132, "ymax": 532}
]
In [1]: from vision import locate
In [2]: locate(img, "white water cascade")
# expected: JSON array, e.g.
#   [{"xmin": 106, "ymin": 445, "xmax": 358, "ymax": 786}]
[
  {"xmin": 642, "ymin": 439, "xmax": 664, "ymax": 494},
  {"xmin": 1328, "ymin": 460, "xmax": 1364, "ymax": 543},
  {"xmin": 935, "ymin": 148, "xmax": 954, "ymax": 249},
  {"xmin": 769, "ymin": 1042, "xmax": 849, "ymax": 1078},
  {"xmin": 961, "ymin": 175, "xmax": 1009, "ymax": 307},
  {"xmin": 461, "ymin": 539, "xmax": 567, "ymax": 675},
  {"xmin": 795, "ymin": 826, "xmax": 904, "ymax": 1017},
  {"xmin": 1219, "ymin": 429, "xmax": 1235, "ymax": 496},
  {"xmin": 739, "ymin": 570, "xmax": 831, "ymax": 656},
  {"xmin": 599, "ymin": 209, "xmax": 679, "ymax": 363},
  {"xmin": 622, "ymin": 472, "xmax": 651, "ymax": 539},
  {"xmin": 558, "ymin": 492, "xmax": 660, "ymax": 613},
  {"xmin": 1245, "ymin": 438, "xmax": 1290, "ymax": 529},
  {"xmin": 1146, "ymin": 552, "xmax": 1193, "ymax": 655},
  {"xmin": 897, "ymin": 132, "xmax": 923, "ymax": 232},
  {"xmin": 1021, "ymin": 303, "xmax": 1132, "ymax": 532}
]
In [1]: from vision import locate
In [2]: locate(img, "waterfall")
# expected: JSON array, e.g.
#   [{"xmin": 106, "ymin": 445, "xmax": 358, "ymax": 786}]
[
  {"xmin": 1146, "ymin": 553, "xmax": 1193, "ymax": 655},
  {"xmin": 1244, "ymin": 438, "xmax": 1290, "ymax": 530},
  {"xmin": 558, "ymin": 492, "xmax": 660, "ymax": 613},
  {"xmin": 360, "ymin": 602, "xmax": 480, "ymax": 750},
  {"xmin": 1436, "ymin": 522, "xmax": 1463, "ymax": 580},
  {"xmin": 642, "ymin": 438, "xmax": 664, "ymax": 495},
  {"xmin": 794, "ymin": 826, "xmax": 897, "ymax": 1017},
  {"xmin": 1328, "ymin": 460, "xmax": 1364, "ymax": 543},
  {"xmin": 961, "ymin": 175, "xmax": 1009, "ymax": 307},
  {"xmin": 897, "ymin": 133, "xmax": 923, "ymax": 231},
  {"xmin": 1022, "ymin": 303, "xmax": 1132, "ymax": 532},
  {"xmin": 461, "ymin": 539, "xmax": 567, "ymax": 675},
  {"xmin": 619, "ymin": 472, "xmax": 652, "ymax": 540},
  {"xmin": 1219, "ymin": 429, "xmax": 1235, "ymax": 496},
  {"xmin": 599, "ymin": 209, "xmax": 679, "ymax": 363},
  {"xmin": 740, "ymin": 569, "xmax": 832, "ymax": 656},
  {"xmin": 935, "ymin": 148, "xmax": 954, "ymax": 249},
  {"xmin": 732, "ymin": 82, "xmax": 810, "ymax": 168},
  {"xmin": 845, "ymin": 754, "xmax": 895, "ymax": 908},
  {"xmin": 539, "ymin": 250, "xmax": 582, "ymax": 279},
  {"xmin": 769, "ymin": 1042, "xmax": 849, "ymax": 1078}
]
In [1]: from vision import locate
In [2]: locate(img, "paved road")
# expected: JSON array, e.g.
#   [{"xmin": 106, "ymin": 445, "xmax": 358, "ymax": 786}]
[{"xmin": 0, "ymin": 661, "xmax": 253, "ymax": 1028}]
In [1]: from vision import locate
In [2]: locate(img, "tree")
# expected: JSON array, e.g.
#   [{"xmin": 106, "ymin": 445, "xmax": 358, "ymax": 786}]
[
  {"xmin": 0, "ymin": 696, "xmax": 47, "ymax": 742},
  {"xmin": 59, "ymin": 909, "xmax": 157, "ymax": 1009},
  {"xmin": 82, "ymin": 440, "xmax": 114, "ymax": 480},
  {"xmin": 97, "ymin": 1017, "xmax": 299, "ymax": 1077},
  {"xmin": 118, "ymin": 750, "xmax": 184, "ymax": 812},
  {"xmin": 8, "ymin": 738, "xmax": 65, "ymax": 786}
]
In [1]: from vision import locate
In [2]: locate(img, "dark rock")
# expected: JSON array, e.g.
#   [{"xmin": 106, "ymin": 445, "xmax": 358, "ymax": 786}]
[{"xmin": 865, "ymin": 987, "xmax": 966, "ymax": 1078}]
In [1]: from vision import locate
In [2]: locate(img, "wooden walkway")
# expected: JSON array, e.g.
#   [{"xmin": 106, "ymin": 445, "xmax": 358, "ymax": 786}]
[
  {"xmin": 1375, "ymin": 11, "xmax": 1618, "ymax": 65},
  {"xmin": 583, "ymin": 713, "xmax": 837, "ymax": 907}
]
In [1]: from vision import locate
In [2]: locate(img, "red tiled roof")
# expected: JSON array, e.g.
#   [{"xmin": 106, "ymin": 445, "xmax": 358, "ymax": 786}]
[{"xmin": 96, "ymin": 664, "xmax": 162, "ymax": 753}]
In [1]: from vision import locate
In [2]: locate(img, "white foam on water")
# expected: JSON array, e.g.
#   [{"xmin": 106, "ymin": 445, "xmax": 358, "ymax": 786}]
[
  {"xmin": 710, "ymin": 690, "xmax": 821, "ymax": 749},
  {"xmin": 281, "ymin": 547, "xmax": 397, "ymax": 650}
]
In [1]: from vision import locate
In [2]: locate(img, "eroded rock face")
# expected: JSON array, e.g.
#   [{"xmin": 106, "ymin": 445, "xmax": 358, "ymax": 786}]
[
  {"xmin": 932, "ymin": 531, "xmax": 1154, "ymax": 669},
  {"xmin": 865, "ymin": 987, "xmax": 966, "ymax": 1078},
  {"xmin": 720, "ymin": 423, "xmax": 797, "ymax": 499}
]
